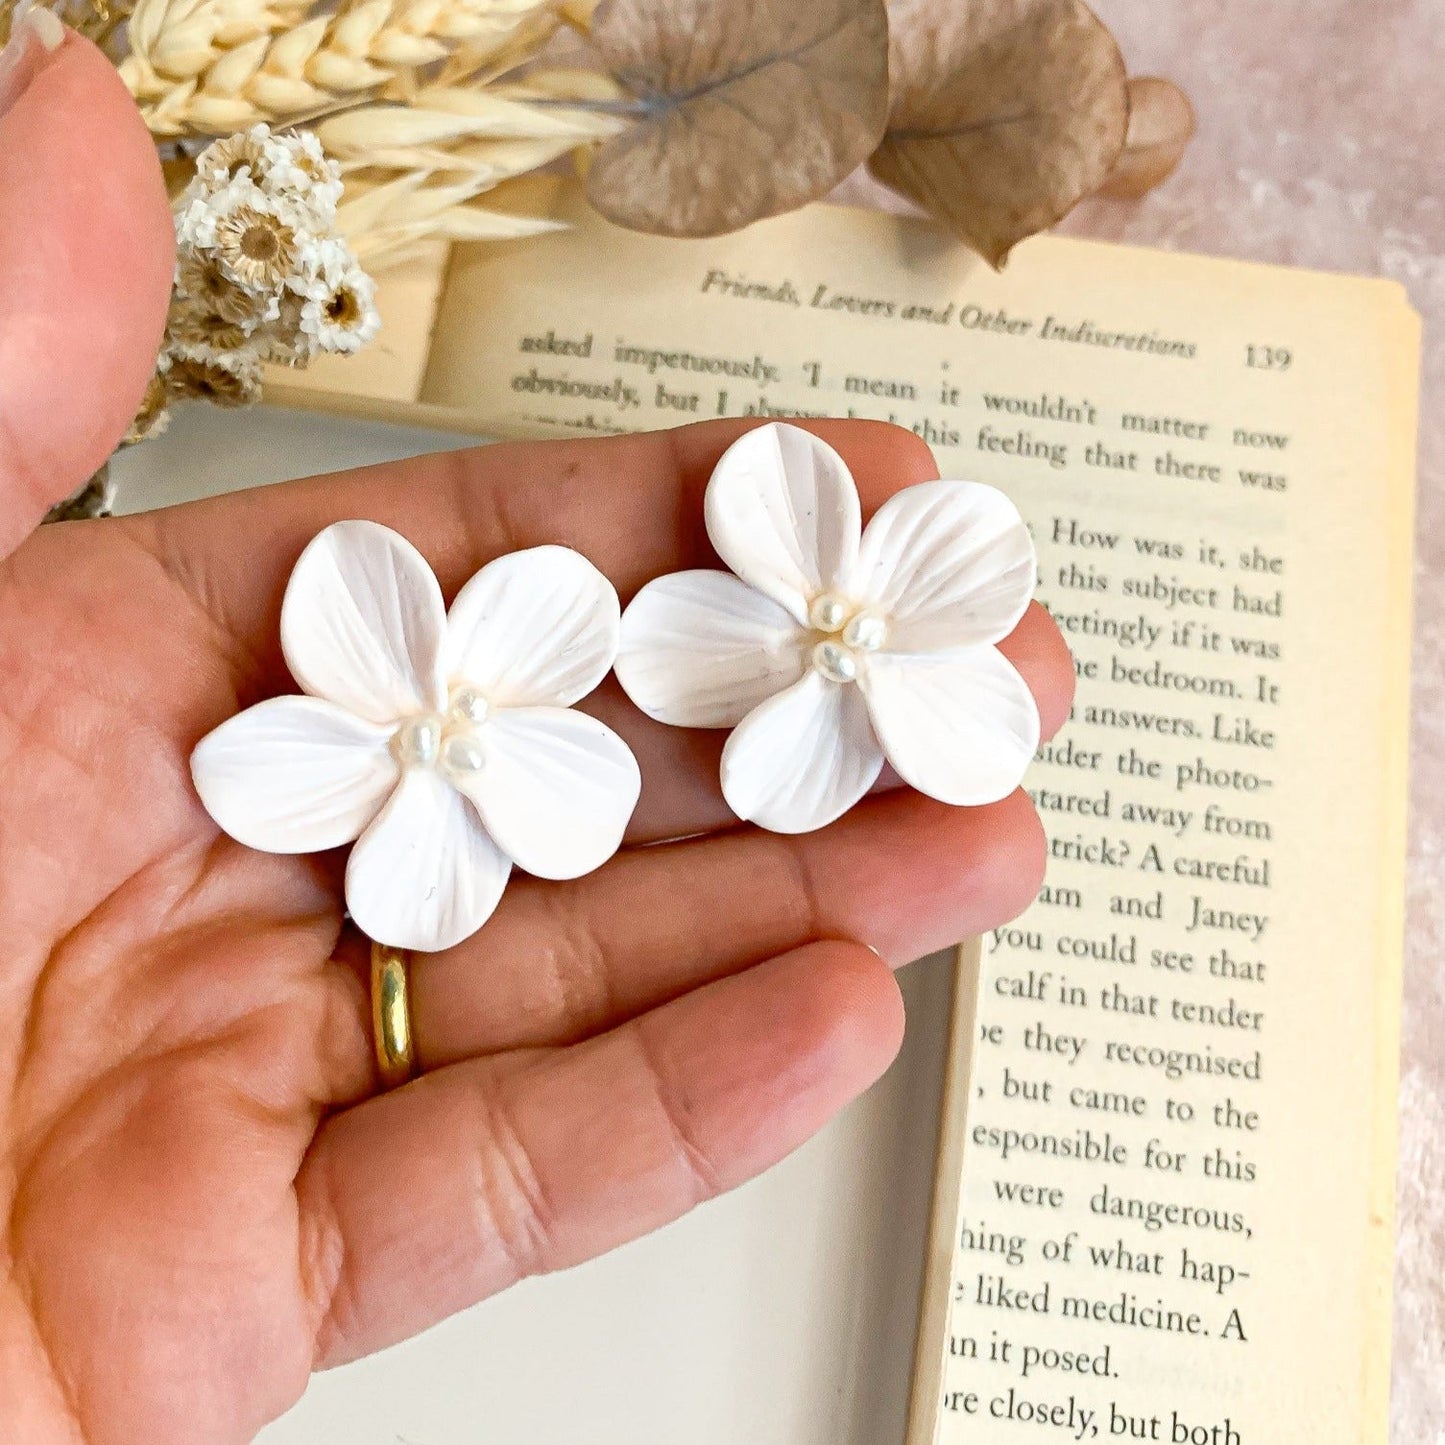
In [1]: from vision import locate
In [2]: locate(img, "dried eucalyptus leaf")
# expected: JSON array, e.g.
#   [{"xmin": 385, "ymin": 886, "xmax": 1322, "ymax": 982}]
[
  {"xmin": 1097, "ymin": 76, "xmax": 1195, "ymax": 200},
  {"xmin": 870, "ymin": 0, "xmax": 1128, "ymax": 267},
  {"xmin": 585, "ymin": 0, "xmax": 890, "ymax": 237}
]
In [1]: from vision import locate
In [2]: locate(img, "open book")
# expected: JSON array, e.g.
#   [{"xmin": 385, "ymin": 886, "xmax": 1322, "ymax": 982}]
[{"xmin": 271, "ymin": 178, "xmax": 1420, "ymax": 1445}]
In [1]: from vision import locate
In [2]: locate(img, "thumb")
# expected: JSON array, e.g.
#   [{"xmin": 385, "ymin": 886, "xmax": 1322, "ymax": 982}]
[{"xmin": 0, "ymin": 16, "xmax": 174, "ymax": 554}]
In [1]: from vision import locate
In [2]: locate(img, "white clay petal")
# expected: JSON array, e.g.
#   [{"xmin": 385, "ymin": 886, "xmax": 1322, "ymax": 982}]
[
  {"xmin": 443, "ymin": 545, "xmax": 620, "ymax": 708},
  {"xmin": 704, "ymin": 422, "xmax": 862, "ymax": 626},
  {"xmin": 281, "ymin": 520, "xmax": 447, "ymax": 723},
  {"xmin": 191, "ymin": 696, "xmax": 398, "ymax": 854},
  {"xmin": 721, "ymin": 671, "xmax": 884, "ymax": 834},
  {"xmin": 850, "ymin": 480, "xmax": 1035, "ymax": 652},
  {"xmin": 616, "ymin": 570, "xmax": 809, "ymax": 728},
  {"xmin": 451, "ymin": 708, "xmax": 640, "ymax": 880},
  {"xmin": 345, "ymin": 767, "xmax": 512, "ymax": 953},
  {"xmin": 861, "ymin": 648, "xmax": 1039, "ymax": 807}
]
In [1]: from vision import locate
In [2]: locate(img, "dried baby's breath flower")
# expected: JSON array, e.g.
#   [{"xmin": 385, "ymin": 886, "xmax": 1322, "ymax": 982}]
[
  {"xmin": 262, "ymin": 129, "xmax": 344, "ymax": 222},
  {"xmin": 167, "ymin": 302, "xmax": 253, "ymax": 354},
  {"xmin": 119, "ymin": 125, "xmax": 379, "ymax": 452},
  {"xmin": 300, "ymin": 262, "xmax": 380, "ymax": 356},
  {"xmin": 196, "ymin": 128, "xmax": 269, "ymax": 189},
  {"xmin": 177, "ymin": 254, "xmax": 264, "ymax": 326},
  {"xmin": 213, "ymin": 203, "xmax": 300, "ymax": 291},
  {"xmin": 266, "ymin": 290, "xmax": 306, "ymax": 350},
  {"xmin": 180, "ymin": 130, "xmax": 380, "ymax": 365},
  {"xmin": 197, "ymin": 126, "xmax": 345, "ymax": 229},
  {"xmin": 124, "ymin": 374, "xmax": 172, "ymax": 445},
  {"xmin": 164, "ymin": 345, "xmax": 263, "ymax": 407}
]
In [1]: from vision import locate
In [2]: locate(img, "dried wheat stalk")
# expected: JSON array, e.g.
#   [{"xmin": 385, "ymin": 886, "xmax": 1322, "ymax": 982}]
[
  {"xmin": 318, "ymin": 75, "xmax": 624, "ymax": 268},
  {"xmin": 118, "ymin": 0, "xmax": 629, "ymax": 269},
  {"xmin": 119, "ymin": 0, "xmax": 562, "ymax": 135}
]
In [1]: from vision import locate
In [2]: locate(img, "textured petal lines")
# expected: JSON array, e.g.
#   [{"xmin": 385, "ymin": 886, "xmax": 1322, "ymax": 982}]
[
  {"xmin": 616, "ymin": 570, "xmax": 809, "ymax": 728},
  {"xmin": 443, "ymin": 545, "xmax": 620, "ymax": 708},
  {"xmin": 703, "ymin": 422, "xmax": 862, "ymax": 624},
  {"xmin": 852, "ymin": 480, "xmax": 1035, "ymax": 653},
  {"xmin": 861, "ymin": 648, "xmax": 1039, "ymax": 807},
  {"xmin": 615, "ymin": 451, "xmax": 1039, "ymax": 837},
  {"xmin": 345, "ymin": 767, "xmax": 512, "ymax": 953},
  {"xmin": 190, "ymin": 696, "xmax": 398, "ymax": 854},
  {"xmin": 281, "ymin": 520, "xmax": 447, "ymax": 723},
  {"xmin": 452, "ymin": 708, "xmax": 640, "ymax": 880},
  {"xmin": 720, "ymin": 671, "xmax": 884, "ymax": 834}
]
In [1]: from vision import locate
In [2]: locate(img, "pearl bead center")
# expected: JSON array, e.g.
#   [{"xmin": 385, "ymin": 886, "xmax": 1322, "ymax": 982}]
[
  {"xmin": 808, "ymin": 592, "xmax": 851, "ymax": 633},
  {"xmin": 805, "ymin": 594, "xmax": 888, "ymax": 685},
  {"xmin": 392, "ymin": 715, "xmax": 441, "ymax": 767},
  {"xmin": 812, "ymin": 639, "xmax": 858, "ymax": 684},
  {"xmin": 448, "ymin": 686, "xmax": 490, "ymax": 726},
  {"xmin": 392, "ymin": 686, "xmax": 495, "ymax": 776},
  {"xmin": 842, "ymin": 611, "xmax": 887, "ymax": 652},
  {"xmin": 441, "ymin": 733, "xmax": 486, "ymax": 777}
]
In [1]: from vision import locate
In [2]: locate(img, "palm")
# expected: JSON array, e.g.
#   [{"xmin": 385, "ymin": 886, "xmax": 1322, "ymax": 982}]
[
  {"xmin": 0, "ymin": 35, "xmax": 1072, "ymax": 1445},
  {"xmin": 0, "ymin": 522, "xmax": 357, "ymax": 1440}
]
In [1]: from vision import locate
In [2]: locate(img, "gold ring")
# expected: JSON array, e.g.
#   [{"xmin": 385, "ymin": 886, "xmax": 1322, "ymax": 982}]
[{"xmin": 370, "ymin": 942, "xmax": 417, "ymax": 1089}]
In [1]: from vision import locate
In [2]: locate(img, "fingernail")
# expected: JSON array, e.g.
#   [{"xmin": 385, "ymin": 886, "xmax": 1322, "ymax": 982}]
[{"xmin": 0, "ymin": 10, "xmax": 65, "ymax": 120}]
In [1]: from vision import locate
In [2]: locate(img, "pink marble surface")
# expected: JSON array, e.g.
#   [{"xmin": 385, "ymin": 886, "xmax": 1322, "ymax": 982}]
[
  {"xmin": 1030, "ymin": 4, "xmax": 1443, "ymax": 1437},
  {"xmin": 851, "ymin": 2, "xmax": 1440, "ymax": 1434}
]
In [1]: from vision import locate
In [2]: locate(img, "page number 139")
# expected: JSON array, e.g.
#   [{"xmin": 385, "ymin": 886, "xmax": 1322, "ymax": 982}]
[{"xmin": 1246, "ymin": 344, "xmax": 1292, "ymax": 371}]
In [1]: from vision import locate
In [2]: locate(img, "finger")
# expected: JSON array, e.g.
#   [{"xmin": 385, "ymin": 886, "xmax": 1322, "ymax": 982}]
[
  {"xmin": 582, "ymin": 597, "xmax": 1073, "ymax": 842},
  {"xmin": 139, "ymin": 418, "xmax": 942, "ymax": 683},
  {"xmin": 139, "ymin": 419, "xmax": 1073, "ymax": 837},
  {"xmin": 406, "ymin": 784, "xmax": 1042, "ymax": 1066},
  {"xmin": 0, "ymin": 26, "xmax": 173, "ymax": 554},
  {"xmin": 1000, "ymin": 600, "xmax": 1075, "ymax": 744},
  {"xmin": 296, "ymin": 940, "xmax": 903, "ymax": 1365}
]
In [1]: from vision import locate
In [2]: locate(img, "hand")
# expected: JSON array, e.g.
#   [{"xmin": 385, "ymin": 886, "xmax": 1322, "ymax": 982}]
[{"xmin": 0, "ymin": 32, "xmax": 1074, "ymax": 1445}]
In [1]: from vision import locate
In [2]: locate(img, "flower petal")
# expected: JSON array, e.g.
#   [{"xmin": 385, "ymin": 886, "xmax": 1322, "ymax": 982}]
[
  {"xmin": 861, "ymin": 647, "xmax": 1040, "ymax": 807},
  {"xmin": 191, "ymin": 696, "xmax": 397, "ymax": 853},
  {"xmin": 851, "ymin": 480, "xmax": 1035, "ymax": 652},
  {"xmin": 721, "ymin": 671, "xmax": 884, "ymax": 834},
  {"xmin": 442, "ymin": 545, "xmax": 619, "ymax": 708},
  {"xmin": 451, "ymin": 708, "xmax": 641, "ymax": 880},
  {"xmin": 345, "ymin": 768, "xmax": 512, "ymax": 953},
  {"xmin": 704, "ymin": 422, "xmax": 862, "ymax": 625},
  {"xmin": 281, "ymin": 520, "xmax": 447, "ymax": 723},
  {"xmin": 616, "ymin": 570, "xmax": 809, "ymax": 728}
]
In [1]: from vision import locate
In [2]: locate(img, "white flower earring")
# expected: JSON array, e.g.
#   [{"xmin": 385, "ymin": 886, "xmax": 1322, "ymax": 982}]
[
  {"xmin": 191, "ymin": 521, "xmax": 641, "ymax": 953},
  {"xmin": 615, "ymin": 422, "xmax": 1040, "ymax": 835}
]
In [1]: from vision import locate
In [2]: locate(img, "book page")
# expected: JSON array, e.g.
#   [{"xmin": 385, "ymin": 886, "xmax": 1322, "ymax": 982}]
[{"xmin": 289, "ymin": 180, "xmax": 1419, "ymax": 1445}]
